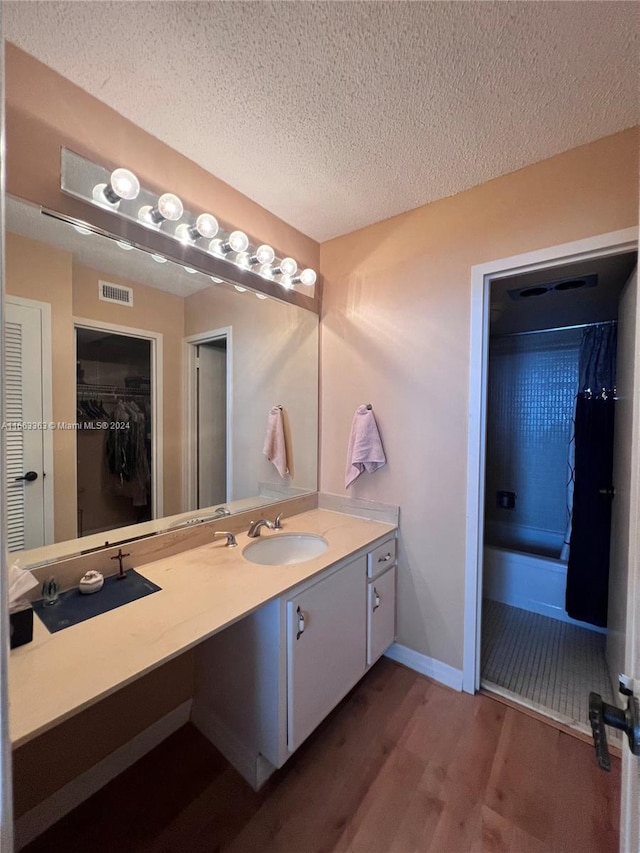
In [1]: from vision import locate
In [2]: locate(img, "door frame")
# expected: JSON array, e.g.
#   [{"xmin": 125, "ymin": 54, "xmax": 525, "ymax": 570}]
[
  {"xmin": 74, "ymin": 317, "xmax": 164, "ymax": 522},
  {"xmin": 463, "ymin": 226, "xmax": 639, "ymax": 695},
  {"xmin": 6, "ymin": 294, "xmax": 55, "ymax": 546},
  {"xmin": 183, "ymin": 326, "xmax": 233, "ymax": 510}
]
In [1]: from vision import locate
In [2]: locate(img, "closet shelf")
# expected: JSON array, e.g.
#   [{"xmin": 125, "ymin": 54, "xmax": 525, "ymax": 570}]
[{"xmin": 77, "ymin": 383, "xmax": 150, "ymax": 397}]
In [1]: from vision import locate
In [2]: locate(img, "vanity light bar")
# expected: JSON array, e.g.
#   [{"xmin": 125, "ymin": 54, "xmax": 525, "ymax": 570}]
[{"xmin": 61, "ymin": 149, "xmax": 317, "ymax": 294}]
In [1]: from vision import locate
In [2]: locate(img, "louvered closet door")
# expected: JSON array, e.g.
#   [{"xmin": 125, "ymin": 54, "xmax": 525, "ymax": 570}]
[{"xmin": 5, "ymin": 300, "xmax": 46, "ymax": 551}]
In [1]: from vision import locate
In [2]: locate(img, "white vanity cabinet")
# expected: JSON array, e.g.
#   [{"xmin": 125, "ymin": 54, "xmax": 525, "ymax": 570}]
[
  {"xmin": 287, "ymin": 555, "xmax": 366, "ymax": 752},
  {"xmin": 191, "ymin": 533, "xmax": 396, "ymax": 790},
  {"xmin": 366, "ymin": 535, "xmax": 397, "ymax": 666}
]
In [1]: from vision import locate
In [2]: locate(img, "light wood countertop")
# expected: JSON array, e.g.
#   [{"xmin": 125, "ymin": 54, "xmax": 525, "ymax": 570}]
[{"xmin": 9, "ymin": 509, "xmax": 396, "ymax": 748}]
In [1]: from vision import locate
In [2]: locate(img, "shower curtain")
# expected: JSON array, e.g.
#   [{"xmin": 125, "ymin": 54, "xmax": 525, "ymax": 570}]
[{"xmin": 564, "ymin": 323, "xmax": 617, "ymax": 627}]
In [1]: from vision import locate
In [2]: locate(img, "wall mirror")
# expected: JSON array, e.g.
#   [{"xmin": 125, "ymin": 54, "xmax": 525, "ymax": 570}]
[{"xmin": 5, "ymin": 194, "xmax": 319, "ymax": 567}]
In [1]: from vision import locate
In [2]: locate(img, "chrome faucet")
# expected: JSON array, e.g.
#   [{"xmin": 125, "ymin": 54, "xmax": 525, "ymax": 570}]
[
  {"xmin": 213, "ymin": 531, "xmax": 237, "ymax": 547},
  {"xmin": 247, "ymin": 519, "xmax": 275, "ymax": 538},
  {"xmin": 273, "ymin": 512, "xmax": 284, "ymax": 530},
  {"xmin": 213, "ymin": 506, "xmax": 231, "ymax": 517}
]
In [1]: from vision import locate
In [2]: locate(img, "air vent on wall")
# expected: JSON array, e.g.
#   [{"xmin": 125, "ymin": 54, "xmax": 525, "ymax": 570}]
[{"xmin": 98, "ymin": 280, "xmax": 134, "ymax": 306}]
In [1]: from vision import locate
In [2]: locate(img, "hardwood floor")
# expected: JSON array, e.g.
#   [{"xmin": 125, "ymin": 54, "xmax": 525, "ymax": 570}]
[{"xmin": 23, "ymin": 658, "xmax": 620, "ymax": 853}]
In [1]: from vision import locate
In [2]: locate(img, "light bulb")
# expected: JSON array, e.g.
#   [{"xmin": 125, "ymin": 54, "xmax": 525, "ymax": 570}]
[
  {"xmin": 151, "ymin": 254, "xmax": 167, "ymax": 263},
  {"xmin": 259, "ymin": 263, "xmax": 274, "ymax": 280},
  {"xmin": 176, "ymin": 214, "xmax": 219, "ymax": 243},
  {"xmin": 183, "ymin": 267, "xmax": 197, "ymax": 274},
  {"xmin": 280, "ymin": 274, "xmax": 294, "ymax": 290},
  {"xmin": 235, "ymin": 252, "xmax": 251, "ymax": 269},
  {"xmin": 298, "ymin": 268, "xmax": 317, "ymax": 287},
  {"xmin": 140, "ymin": 194, "xmax": 183, "ymax": 225},
  {"xmin": 73, "ymin": 224, "xmax": 92, "ymax": 236},
  {"xmin": 234, "ymin": 285, "xmax": 247, "ymax": 293},
  {"xmin": 195, "ymin": 213, "xmax": 219, "ymax": 239},
  {"xmin": 138, "ymin": 205, "xmax": 158, "ymax": 227},
  {"xmin": 256, "ymin": 293, "xmax": 268, "ymax": 300},
  {"xmin": 110, "ymin": 168, "xmax": 140, "ymax": 200},
  {"xmin": 210, "ymin": 277, "xmax": 223, "ymax": 283},
  {"xmin": 92, "ymin": 183, "xmax": 113, "ymax": 206},
  {"xmin": 92, "ymin": 168, "xmax": 140, "ymax": 206},
  {"xmin": 255, "ymin": 244, "xmax": 275, "ymax": 265},
  {"xmin": 175, "ymin": 223, "xmax": 193, "ymax": 243},
  {"xmin": 116, "ymin": 240, "xmax": 134, "ymax": 251},
  {"xmin": 157, "ymin": 193, "xmax": 183, "ymax": 221},
  {"xmin": 271, "ymin": 256, "xmax": 298, "ymax": 276},
  {"xmin": 208, "ymin": 239, "xmax": 224, "ymax": 256},
  {"xmin": 227, "ymin": 230, "xmax": 249, "ymax": 253},
  {"xmin": 280, "ymin": 257, "xmax": 297, "ymax": 276}
]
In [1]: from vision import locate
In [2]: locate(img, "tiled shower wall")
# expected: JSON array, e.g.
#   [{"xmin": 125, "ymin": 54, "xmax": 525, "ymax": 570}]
[{"xmin": 485, "ymin": 328, "xmax": 582, "ymax": 540}]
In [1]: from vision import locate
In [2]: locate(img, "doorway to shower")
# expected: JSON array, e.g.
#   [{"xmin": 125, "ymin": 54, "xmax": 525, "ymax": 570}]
[{"xmin": 468, "ymin": 239, "xmax": 638, "ymax": 741}]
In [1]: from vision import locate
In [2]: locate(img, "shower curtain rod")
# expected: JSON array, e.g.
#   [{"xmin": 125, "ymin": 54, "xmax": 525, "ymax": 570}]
[{"xmin": 492, "ymin": 319, "xmax": 617, "ymax": 339}]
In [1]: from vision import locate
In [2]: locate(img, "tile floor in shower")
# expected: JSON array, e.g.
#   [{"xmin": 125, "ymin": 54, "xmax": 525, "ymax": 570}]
[{"xmin": 481, "ymin": 599, "xmax": 618, "ymax": 738}]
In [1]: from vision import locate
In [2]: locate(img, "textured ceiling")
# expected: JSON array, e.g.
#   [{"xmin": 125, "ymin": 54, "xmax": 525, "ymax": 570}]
[{"xmin": 4, "ymin": 1, "xmax": 639, "ymax": 242}]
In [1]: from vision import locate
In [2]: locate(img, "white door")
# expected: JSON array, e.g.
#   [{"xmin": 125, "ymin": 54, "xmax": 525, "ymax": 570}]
[
  {"xmin": 607, "ymin": 269, "xmax": 637, "ymax": 692},
  {"xmin": 197, "ymin": 342, "xmax": 227, "ymax": 508},
  {"xmin": 612, "ymin": 267, "xmax": 640, "ymax": 852},
  {"xmin": 5, "ymin": 299, "xmax": 51, "ymax": 550}
]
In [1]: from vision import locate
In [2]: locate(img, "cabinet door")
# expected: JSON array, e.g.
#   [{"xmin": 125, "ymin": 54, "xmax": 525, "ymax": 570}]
[
  {"xmin": 287, "ymin": 556, "xmax": 366, "ymax": 752},
  {"xmin": 367, "ymin": 565, "xmax": 396, "ymax": 666}
]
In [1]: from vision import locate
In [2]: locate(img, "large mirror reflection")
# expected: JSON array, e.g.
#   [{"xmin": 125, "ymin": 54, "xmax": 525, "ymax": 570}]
[{"xmin": 5, "ymin": 195, "xmax": 319, "ymax": 566}]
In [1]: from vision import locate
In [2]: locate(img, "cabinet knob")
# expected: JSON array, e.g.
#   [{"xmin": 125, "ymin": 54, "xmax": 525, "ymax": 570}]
[
  {"xmin": 378, "ymin": 553, "xmax": 392, "ymax": 563},
  {"xmin": 373, "ymin": 588, "xmax": 381, "ymax": 611},
  {"xmin": 296, "ymin": 606, "xmax": 306, "ymax": 640}
]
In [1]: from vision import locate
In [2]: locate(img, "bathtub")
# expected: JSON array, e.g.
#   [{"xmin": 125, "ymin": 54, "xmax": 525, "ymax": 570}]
[{"xmin": 483, "ymin": 522, "xmax": 604, "ymax": 633}]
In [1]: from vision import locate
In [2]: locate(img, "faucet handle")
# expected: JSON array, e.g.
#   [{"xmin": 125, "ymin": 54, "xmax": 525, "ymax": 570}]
[
  {"xmin": 213, "ymin": 531, "xmax": 237, "ymax": 547},
  {"xmin": 273, "ymin": 512, "xmax": 284, "ymax": 530}
]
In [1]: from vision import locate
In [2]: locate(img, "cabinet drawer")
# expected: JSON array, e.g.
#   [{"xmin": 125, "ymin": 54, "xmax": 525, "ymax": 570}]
[
  {"xmin": 367, "ymin": 536, "xmax": 396, "ymax": 578},
  {"xmin": 367, "ymin": 566, "xmax": 396, "ymax": 665}
]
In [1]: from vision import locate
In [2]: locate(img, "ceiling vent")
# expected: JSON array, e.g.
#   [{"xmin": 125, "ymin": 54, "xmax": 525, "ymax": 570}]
[
  {"xmin": 98, "ymin": 280, "xmax": 133, "ymax": 306},
  {"xmin": 508, "ymin": 274, "xmax": 597, "ymax": 302}
]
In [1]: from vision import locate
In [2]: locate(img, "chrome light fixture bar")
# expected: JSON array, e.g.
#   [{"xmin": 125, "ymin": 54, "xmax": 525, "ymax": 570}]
[{"xmin": 60, "ymin": 148, "xmax": 318, "ymax": 300}]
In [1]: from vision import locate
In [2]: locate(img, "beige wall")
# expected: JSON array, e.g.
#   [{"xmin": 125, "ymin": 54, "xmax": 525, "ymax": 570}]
[
  {"xmin": 319, "ymin": 128, "xmax": 639, "ymax": 671},
  {"xmin": 73, "ymin": 263, "xmax": 185, "ymax": 518},
  {"xmin": 185, "ymin": 286, "xmax": 318, "ymax": 497},
  {"xmin": 5, "ymin": 232, "xmax": 77, "ymax": 542}
]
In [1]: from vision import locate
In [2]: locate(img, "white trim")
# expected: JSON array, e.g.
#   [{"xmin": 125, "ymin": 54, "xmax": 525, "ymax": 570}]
[
  {"xmin": 384, "ymin": 643, "xmax": 463, "ymax": 691},
  {"xmin": 463, "ymin": 227, "xmax": 639, "ymax": 694},
  {"xmin": 74, "ymin": 317, "xmax": 164, "ymax": 521},
  {"xmin": 14, "ymin": 700, "xmax": 191, "ymax": 851},
  {"xmin": 183, "ymin": 327, "xmax": 233, "ymax": 511},
  {"xmin": 5, "ymin": 295, "xmax": 55, "ymax": 546}
]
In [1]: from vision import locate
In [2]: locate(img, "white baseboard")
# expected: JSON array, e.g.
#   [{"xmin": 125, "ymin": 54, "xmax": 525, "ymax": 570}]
[
  {"xmin": 384, "ymin": 643, "xmax": 463, "ymax": 691},
  {"xmin": 15, "ymin": 700, "xmax": 192, "ymax": 851}
]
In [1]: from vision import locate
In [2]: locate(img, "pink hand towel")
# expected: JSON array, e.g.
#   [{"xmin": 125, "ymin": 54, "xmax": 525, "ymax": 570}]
[
  {"xmin": 263, "ymin": 406, "xmax": 289, "ymax": 478},
  {"xmin": 345, "ymin": 405, "xmax": 386, "ymax": 488}
]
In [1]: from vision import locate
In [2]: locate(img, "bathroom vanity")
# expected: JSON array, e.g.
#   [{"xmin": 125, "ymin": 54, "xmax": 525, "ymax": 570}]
[
  {"xmin": 9, "ymin": 508, "xmax": 397, "ymax": 788},
  {"xmin": 192, "ymin": 524, "xmax": 397, "ymax": 787}
]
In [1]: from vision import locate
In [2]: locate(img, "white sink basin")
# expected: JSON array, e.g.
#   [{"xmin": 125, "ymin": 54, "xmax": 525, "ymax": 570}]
[{"xmin": 242, "ymin": 533, "xmax": 328, "ymax": 566}]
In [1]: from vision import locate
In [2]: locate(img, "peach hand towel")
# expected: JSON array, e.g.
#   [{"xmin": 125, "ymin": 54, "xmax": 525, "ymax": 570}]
[
  {"xmin": 263, "ymin": 407, "xmax": 289, "ymax": 478},
  {"xmin": 345, "ymin": 405, "xmax": 386, "ymax": 488}
]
